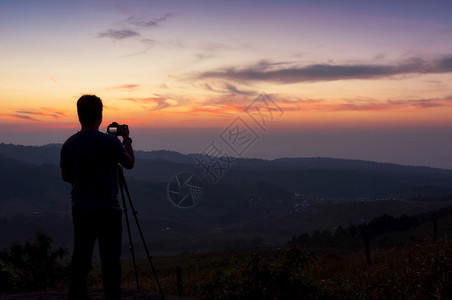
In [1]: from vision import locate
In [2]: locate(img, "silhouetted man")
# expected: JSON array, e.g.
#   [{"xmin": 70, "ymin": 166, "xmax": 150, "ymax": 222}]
[{"xmin": 60, "ymin": 94, "xmax": 135, "ymax": 299}]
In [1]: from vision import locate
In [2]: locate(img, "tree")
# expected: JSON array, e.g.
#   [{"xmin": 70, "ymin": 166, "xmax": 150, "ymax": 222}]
[{"xmin": 0, "ymin": 231, "xmax": 68, "ymax": 291}]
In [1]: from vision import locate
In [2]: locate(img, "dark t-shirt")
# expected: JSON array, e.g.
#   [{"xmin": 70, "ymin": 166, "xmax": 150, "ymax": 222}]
[{"xmin": 60, "ymin": 130, "xmax": 130, "ymax": 211}]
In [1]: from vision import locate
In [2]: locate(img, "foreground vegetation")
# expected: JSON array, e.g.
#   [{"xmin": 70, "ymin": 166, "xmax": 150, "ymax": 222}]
[
  {"xmin": 125, "ymin": 238, "xmax": 450, "ymax": 299},
  {"xmin": 1, "ymin": 213, "xmax": 451, "ymax": 299}
]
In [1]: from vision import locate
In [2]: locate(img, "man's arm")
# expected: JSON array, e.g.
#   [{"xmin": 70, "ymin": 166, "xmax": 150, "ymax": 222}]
[
  {"xmin": 60, "ymin": 144, "xmax": 73, "ymax": 183},
  {"xmin": 61, "ymin": 167, "xmax": 73, "ymax": 183},
  {"xmin": 121, "ymin": 126, "xmax": 135, "ymax": 169}
]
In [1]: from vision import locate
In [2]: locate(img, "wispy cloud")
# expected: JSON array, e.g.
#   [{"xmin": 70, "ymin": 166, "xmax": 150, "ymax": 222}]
[
  {"xmin": 223, "ymin": 83, "xmax": 257, "ymax": 96},
  {"xmin": 0, "ymin": 109, "xmax": 67, "ymax": 122},
  {"xmin": 128, "ymin": 13, "xmax": 171, "ymax": 28},
  {"xmin": 15, "ymin": 109, "xmax": 67, "ymax": 119},
  {"xmin": 194, "ymin": 95, "xmax": 452, "ymax": 115},
  {"xmin": 188, "ymin": 93, "xmax": 271, "ymax": 115},
  {"xmin": 387, "ymin": 98, "xmax": 447, "ymax": 109},
  {"xmin": 278, "ymin": 96, "xmax": 452, "ymax": 112},
  {"xmin": 118, "ymin": 92, "xmax": 452, "ymax": 119},
  {"xmin": 193, "ymin": 42, "xmax": 230, "ymax": 61},
  {"xmin": 109, "ymin": 84, "xmax": 140, "ymax": 91},
  {"xmin": 202, "ymin": 81, "xmax": 257, "ymax": 96},
  {"xmin": 150, "ymin": 98, "xmax": 171, "ymax": 111},
  {"xmin": 122, "ymin": 96, "xmax": 177, "ymax": 111},
  {"xmin": 198, "ymin": 56, "xmax": 452, "ymax": 83},
  {"xmin": 9, "ymin": 114, "xmax": 40, "ymax": 121},
  {"xmin": 98, "ymin": 13, "xmax": 171, "ymax": 42},
  {"xmin": 98, "ymin": 29, "xmax": 140, "ymax": 40}
]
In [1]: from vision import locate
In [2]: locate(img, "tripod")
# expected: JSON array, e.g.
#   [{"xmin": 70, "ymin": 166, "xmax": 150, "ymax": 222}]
[{"xmin": 117, "ymin": 165, "xmax": 165, "ymax": 300}]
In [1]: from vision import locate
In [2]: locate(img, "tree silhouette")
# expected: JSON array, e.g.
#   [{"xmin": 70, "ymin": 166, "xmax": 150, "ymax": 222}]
[{"xmin": 0, "ymin": 231, "xmax": 68, "ymax": 291}]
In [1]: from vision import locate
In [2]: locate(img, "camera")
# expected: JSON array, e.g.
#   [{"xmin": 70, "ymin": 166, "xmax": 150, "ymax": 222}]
[{"xmin": 107, "ymin": 122, "xmax": 128, "ymax": 136}]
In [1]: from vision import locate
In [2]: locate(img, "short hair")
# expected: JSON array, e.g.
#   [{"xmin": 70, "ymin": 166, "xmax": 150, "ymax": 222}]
[{"xmin": 77, "ymin": 94, "xmax": 103, "ymax": 126}]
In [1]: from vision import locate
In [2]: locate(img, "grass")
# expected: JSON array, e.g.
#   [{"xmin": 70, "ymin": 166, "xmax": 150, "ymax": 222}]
[
  {"xmin": 4, "ymin": 212, "xmax": 450, "ymax": 299},
  {"xmin": 84, "ymin": 235, "xmax": 452, "ymax": 299},
  {"xmin": 308, "ymin": 240, "xmax": 451, "ymax": 299}
]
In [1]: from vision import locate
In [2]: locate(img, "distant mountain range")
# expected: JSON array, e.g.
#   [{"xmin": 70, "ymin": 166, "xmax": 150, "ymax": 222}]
[
  {"xmin": 1, "ymin": 142, "xmax": 452, "ymax": 254},
  {"xmin": 2, "ymin": 142, "xmax": 452, "ymax": 198}
]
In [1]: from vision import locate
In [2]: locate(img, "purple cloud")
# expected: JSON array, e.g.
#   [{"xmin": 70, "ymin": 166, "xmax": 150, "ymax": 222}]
[
  {"xmin": 198, "ymin": 56, "xmax": 452, "ymax": 83},
  {"xmin": 98, "ymin": 29, "xmax": 140, "ymax": 40}
]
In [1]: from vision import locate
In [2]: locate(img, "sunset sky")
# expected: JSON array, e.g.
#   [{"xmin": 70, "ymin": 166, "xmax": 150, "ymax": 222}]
[{"xmin": 1, "ymin": 0, "xmax": 452, "ymax": 168}]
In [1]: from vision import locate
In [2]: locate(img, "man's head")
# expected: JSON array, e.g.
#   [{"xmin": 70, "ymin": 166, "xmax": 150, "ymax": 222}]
[{"xmin": 77, "ymin": 94, "xmax": 103, "ymax": 127}]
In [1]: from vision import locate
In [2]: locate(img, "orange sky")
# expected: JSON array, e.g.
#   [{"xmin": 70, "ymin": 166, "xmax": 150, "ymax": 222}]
[{"xmin": 1, "ymin": 1, "xmax": 452, "ymax": 168}]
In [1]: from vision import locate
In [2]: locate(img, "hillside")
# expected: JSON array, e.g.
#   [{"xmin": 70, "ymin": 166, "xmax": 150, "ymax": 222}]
[
  {"xmin": 2, "ymin": 142, "xmax": 452, "ymax": 199},
  {"xmin": 1, "ymin": 143, "xmax": 452, "ymax": 254}
]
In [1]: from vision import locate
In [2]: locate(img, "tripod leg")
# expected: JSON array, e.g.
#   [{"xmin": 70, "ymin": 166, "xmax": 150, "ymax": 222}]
[
  {"xmin": 119, "ymin": 168, "xmax": 166, "ymax": 300},
  {"xmin": 118, "ymin": 167, "xmax": 140, "ymax": 291}
]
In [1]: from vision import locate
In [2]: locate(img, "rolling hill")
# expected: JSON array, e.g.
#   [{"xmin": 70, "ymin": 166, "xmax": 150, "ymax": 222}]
[{"xmin": 1, "ymin": 143, "xmax": 452, "ymax": 254}]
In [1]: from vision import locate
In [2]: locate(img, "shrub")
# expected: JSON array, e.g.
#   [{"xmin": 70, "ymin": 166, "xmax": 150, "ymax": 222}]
[{"xmin": 0, "ymin": 231, "xmax": 68, "ymax": 291}]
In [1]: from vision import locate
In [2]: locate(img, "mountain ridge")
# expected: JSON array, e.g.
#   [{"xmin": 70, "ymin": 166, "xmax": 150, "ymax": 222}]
[
  {"xmin": 1, "ymin": 142, "xmax": 451, "ymax": 173},
  {"xmin": 1, "ymin": 143, "xmax": 452, "ymax": 253}
]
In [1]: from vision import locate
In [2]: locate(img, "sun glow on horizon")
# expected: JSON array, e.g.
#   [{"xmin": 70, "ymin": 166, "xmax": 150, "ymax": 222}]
[{"xmin": 2, "ymin": 0, "xmax": 452, "ymax": 167}]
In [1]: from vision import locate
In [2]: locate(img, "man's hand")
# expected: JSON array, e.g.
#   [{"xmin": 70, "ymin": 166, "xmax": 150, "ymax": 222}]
[
  {"xmin": 120, "ymin": 124, "xmax": 130, "ymax": 139},
  {"xmin": 121, "ymin": 125, "xmax": 135, "ymax": 169}
]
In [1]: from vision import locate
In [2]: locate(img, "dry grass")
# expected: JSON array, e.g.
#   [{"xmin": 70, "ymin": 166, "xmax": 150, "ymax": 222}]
[{"xmin": 111, "ymin": 239, "xmax": 452, "ymax": 299}]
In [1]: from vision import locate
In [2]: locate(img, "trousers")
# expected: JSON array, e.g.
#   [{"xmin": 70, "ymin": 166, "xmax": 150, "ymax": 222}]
[{"xmin": 68, "ymin": 209, "xmax": 122, "ymax": 300}]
